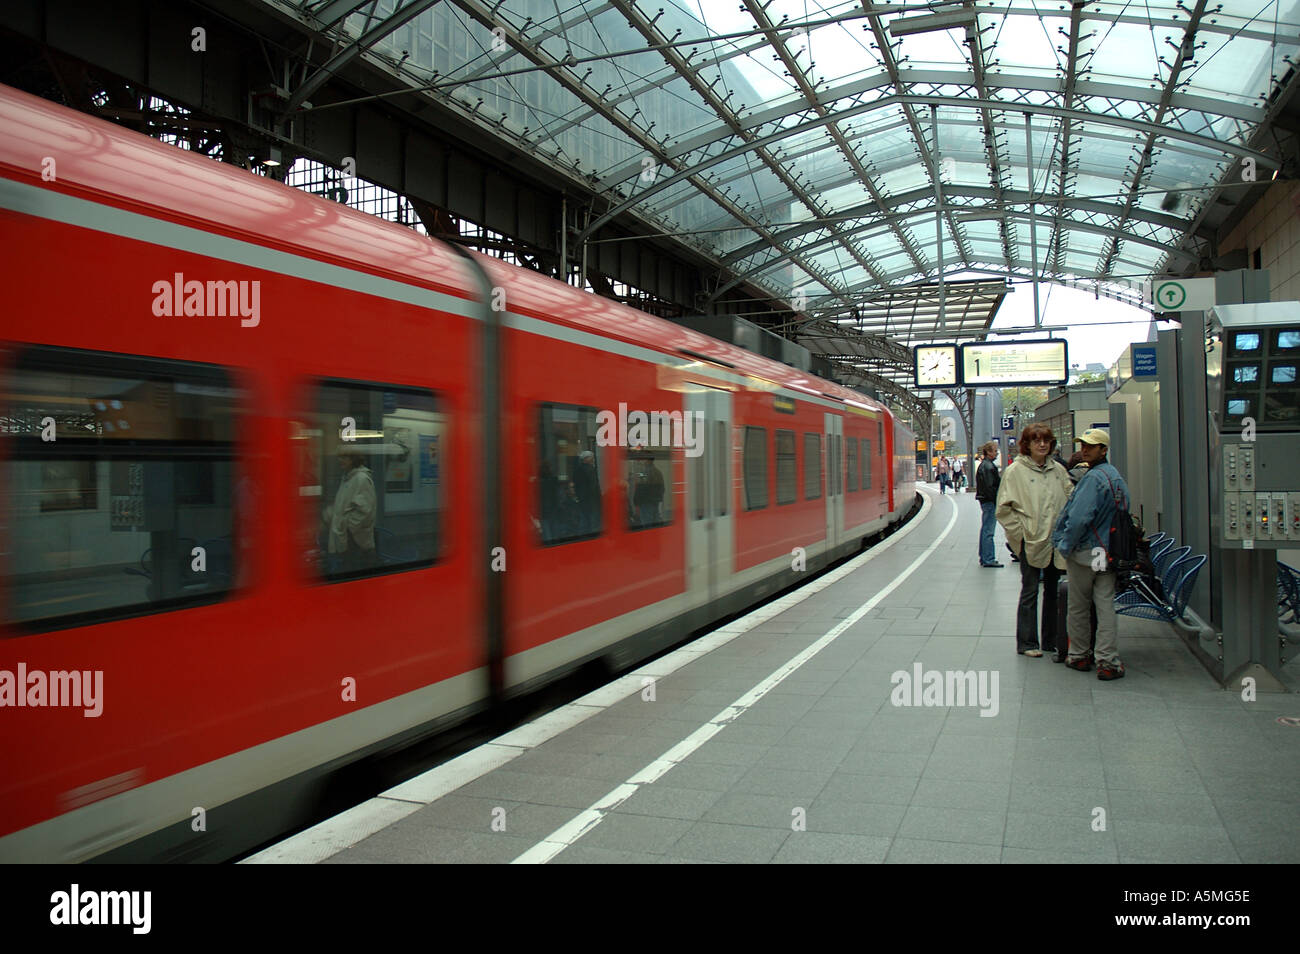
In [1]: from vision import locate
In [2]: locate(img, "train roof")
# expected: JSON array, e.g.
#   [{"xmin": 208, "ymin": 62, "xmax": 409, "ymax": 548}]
[{"xmin": 0, "ymin": 82, "xmax": 895, "ymax": 424}]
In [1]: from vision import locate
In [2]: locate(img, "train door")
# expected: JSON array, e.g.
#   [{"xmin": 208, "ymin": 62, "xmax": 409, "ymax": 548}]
[
  {"xmin": 686, "ymin": 387, "xmax": 733, "ymax": 603},
  {"xmin": 824, "ymin": 412, "xmax": 843, "ymax": 551}
]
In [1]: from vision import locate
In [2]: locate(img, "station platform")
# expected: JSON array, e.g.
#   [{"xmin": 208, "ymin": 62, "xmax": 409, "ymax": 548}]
[{"xmin": 247, "ymin": 487, "xmax": 1300, "ymax": 864}]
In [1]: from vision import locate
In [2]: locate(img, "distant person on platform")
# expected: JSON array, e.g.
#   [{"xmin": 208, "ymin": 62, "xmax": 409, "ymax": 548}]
[
  {"xmin": 996, "ymin": 424, "xmax": 1072, "ymax": 657},
  {"xmin": 952, "ymin": 456, "xmax": 964, "ymax": 490},
  {"xmin": 975, "ymin": 442, "xmax": 1003, "ymax": 567},
  {"xmin": 937, "ymin": 456, "xmax": 951, "ymax": 494},
  {"xmin": 1051, "ymin": 429, "xmax": 1132, "ymax": 681}
]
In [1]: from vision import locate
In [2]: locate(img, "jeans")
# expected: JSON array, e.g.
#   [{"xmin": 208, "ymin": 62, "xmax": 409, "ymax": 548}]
[
  {"xmin": 979, "ymin": 501, "xmax": 996, "ymax": 565},
  {"xmin": 1017, "ymin": 543, "xmax": 1062, "ymax": 653}
]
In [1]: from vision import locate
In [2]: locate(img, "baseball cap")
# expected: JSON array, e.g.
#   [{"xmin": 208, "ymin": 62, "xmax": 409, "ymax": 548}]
[{"xmin": 1074, "ymin": 428, "xmax": 1110, "ymax": 446}]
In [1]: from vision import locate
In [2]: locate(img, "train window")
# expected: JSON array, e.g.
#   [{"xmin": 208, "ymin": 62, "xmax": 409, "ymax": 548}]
[
  {"xmin": 804, "ymin": 433, "xmax": 822, "ymax": 500},
  {"xmin": 6, "ymin": 346, "xmax": 242, "ymax": 630},
  {"xmin": 305, "ymin": 382, "xmax": 441, "ymax": 581},
  {"xmin": 775, "ymin": 430, "xmax": 796, "ymax": 505},
  {"xmin": 627, "ymin": 444, "xmax": 671, "ymax": 530},
  {"xmin": 743, "ymin": 426, "xmax": 768, "ymax": 510},
  {"xmin": 537, "ymin": 404, "xmax": 602, "ymax": 544},
  {"xmin": 846, "ymin": 437, "xmax": 858, "ymax": 493},
  {"xmin": 862, "ymin": 438, "xmax": 873, "ymax": 489}
]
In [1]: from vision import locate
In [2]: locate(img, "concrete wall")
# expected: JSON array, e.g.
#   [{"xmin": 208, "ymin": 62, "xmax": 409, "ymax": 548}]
[{"xmin": 1219, "ymin": 179, "xmax": 1300, "ymax": 301}]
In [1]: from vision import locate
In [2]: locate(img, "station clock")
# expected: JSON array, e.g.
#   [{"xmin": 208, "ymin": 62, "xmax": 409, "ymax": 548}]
[{"xmin": 914, "ymin": 344, "xmax": 960, "ymax": 388}]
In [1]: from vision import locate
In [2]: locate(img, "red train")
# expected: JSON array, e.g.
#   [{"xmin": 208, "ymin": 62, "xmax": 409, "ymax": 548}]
[{"xmin": 0, "ymin": 82, "xmax": 916, "ymax": 861}]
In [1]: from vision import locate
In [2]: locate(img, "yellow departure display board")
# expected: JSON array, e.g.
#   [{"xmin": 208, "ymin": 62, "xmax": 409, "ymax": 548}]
[{"xmin": 961, "ymin": 339, "xmax": 1068, "ymax": 385}]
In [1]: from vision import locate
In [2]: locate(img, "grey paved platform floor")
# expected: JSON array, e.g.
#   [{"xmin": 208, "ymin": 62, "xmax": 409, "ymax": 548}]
[{"xmin": 322, "ymin": 486, "xmax": 1300, "ymax": 864}]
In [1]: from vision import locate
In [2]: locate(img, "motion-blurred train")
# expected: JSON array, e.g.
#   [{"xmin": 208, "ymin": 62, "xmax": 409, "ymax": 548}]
[{"xmin": 0, "ymin": 82, "xmax": 916, "ymax": 861}]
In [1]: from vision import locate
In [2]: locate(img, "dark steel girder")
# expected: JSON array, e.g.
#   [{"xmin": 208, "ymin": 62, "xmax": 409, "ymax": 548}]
[
  {"xmin": 440, "ymin": 0, "xmax": 855, "ymax": 308},
  {"xmin": 739, "ymin": 0, "xmax": 896, "ymax": 287},
  {"xmin": 1097, "ymin": 0, "xmax": 1210, "ymax": 278},
  {"xmin": 284, "ymin": 0, "xmax": 445, "ymax": 114},
  {"xmin": 963, "ymin": 0, "xmax": 1017, "ymax": 272},
  {"xmin": 862, "ymin": 9, "xmax": 963, "ymax": 280},
  {"xmin": 1046, "ymin": 2, "xmax": 1087, "ymax": 276},
  {"xmin": 611, "ymin": 0, "xmax": 887, "ymax": 296}
]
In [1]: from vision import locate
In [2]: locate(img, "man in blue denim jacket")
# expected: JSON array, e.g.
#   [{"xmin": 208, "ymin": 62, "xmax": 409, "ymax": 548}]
[{"xmin": 1051, "ymin": 429, "xmax": 1131, "ymax": 680}]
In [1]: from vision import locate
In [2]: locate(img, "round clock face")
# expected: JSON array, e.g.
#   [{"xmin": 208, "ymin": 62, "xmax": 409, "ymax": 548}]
[{"xmin": 916, "ymin": 346, "xmax": 958, "ymax": 387}]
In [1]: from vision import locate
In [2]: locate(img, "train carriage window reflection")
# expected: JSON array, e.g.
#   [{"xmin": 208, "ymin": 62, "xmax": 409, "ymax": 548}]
[
  {"xmin": 804, "ymin": 433, "xmax": 821, "ymax": 500},
  {"xmin": 538, "ymin": 404, "xmax": 602, "ymax": 544},
  {"xmin": 846, "ymin": 437, "xmax": 858, "ymax": 493},
  {"xmin": 775, "ymin": 429, "xmax": 796, "ymax": 505},
  {"xmin": 307, "ymin": 382, "xmax": 440, "ymax": 581},
  {"xmin": 6, "ymin": 346, "xmax": 242, "ymax": 629},
  {"xmin": 743, "ymin": 426, "xmax": 767, "ymax": 510},
  {"xmin": 627, "ymin": 443, "xmax": 671, "ymax": 530}
]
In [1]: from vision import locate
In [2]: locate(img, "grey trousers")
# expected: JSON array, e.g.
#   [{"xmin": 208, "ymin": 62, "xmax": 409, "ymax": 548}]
[{"xmin": 1066, "ymin": 557, "xmax": 1120, "ymax": 665}]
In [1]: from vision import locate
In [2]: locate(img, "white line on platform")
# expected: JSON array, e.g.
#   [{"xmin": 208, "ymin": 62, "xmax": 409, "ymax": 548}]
[
  {"xmin": 246, "ymin": 489, "xmax": 943, "ymax": 863},
  {"xmin": 512, "ymin": 489, "xmax": 958, "ymax": 864}
]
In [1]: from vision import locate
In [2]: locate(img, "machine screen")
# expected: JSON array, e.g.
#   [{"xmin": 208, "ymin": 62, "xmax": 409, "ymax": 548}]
[
  {"xmin": 1232, "ymin": 364, "xmax": 1260, "ymax": 384},
  {"xmin": 1274, "ymin": 329, "xmax": 1300, "ymax": 352},
  {"xmin": 1273, "ymin": 364, "xmax": 1297, "ymax": 384},
  {"xmin": 1227, "ymin": 398, "xmax": 1251, "ymax": 416},
  {"xmin": 1232, "ymin": 332, "xmax": 1261, "ymax": 353}
]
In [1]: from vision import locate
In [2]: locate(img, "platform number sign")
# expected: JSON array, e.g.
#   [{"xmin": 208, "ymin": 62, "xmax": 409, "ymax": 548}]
[{"xmin": 1001, "ymin": 416, "xmax": 1014, "ymax": 431}]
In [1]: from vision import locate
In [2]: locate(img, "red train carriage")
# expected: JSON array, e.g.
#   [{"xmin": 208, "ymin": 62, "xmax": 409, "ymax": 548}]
[{"xmin": 0, "ymin": 82, "xmax": 914, "ymax": 861}]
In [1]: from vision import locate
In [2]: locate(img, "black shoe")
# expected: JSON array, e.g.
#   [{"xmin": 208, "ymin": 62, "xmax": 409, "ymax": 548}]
[{"xmin": 981, "ymin": 562, "xmax": 1005, "ymax": 567}]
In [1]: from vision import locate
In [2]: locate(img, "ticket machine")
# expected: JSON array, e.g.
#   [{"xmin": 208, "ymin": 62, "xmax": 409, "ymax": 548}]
[
  {"xmin": 1206, "ymin": 303, "xmax": 1300, "ymax": 548},
  {"xmin": 1204, "ymin": 302, "xmax": 1300, "ymax": 687}
]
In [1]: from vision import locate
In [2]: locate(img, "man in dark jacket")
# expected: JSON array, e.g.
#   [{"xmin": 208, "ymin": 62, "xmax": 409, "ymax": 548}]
[{"xmin": 975, "ymin": 441, "xmax": 1003, "ymax": 567}]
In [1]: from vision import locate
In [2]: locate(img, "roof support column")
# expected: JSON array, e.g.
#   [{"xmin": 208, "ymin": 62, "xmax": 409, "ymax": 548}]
[{"xmin": 1024, "ymin": 112, "xmax": 1041, "ymax": 328}]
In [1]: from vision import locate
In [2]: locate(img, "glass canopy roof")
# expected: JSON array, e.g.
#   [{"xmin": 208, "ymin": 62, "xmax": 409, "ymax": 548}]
[{"xmin": 294, "ymin": 0, "xmax": 1298, "ymax": 325}]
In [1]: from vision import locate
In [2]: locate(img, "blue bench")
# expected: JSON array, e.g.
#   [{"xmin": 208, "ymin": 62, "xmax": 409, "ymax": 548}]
[
  {"xmin": 1116, "ymin": 551, "xmax": 1206, "ymax": 623},
  {"xmin": 1279, "ymin": 562, "xmax": 1300, "ymax": 625}
]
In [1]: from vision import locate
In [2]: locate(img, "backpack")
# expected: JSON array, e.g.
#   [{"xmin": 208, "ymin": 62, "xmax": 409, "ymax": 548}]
[{"xmin": 1091, "ymin": 468, "xmax": 1135, "ymax": 572}]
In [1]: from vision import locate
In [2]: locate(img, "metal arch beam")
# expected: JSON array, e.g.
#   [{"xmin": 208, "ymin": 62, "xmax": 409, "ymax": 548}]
[
  {"xmin": 962, "ymin": 0, "xmax": 1017, "ymax": 273},
  {"xmin": 436, "ymin": 0, "xmax": 857, "ymax": 309},
  {"xmin": 828, "ymin": 256, "xmax": 1158, "ymax": 302},
  {"xmin": 1098, "ymin": 0, "xmax": 1210, "ymax": 278},
  {"xmin": 305, "ymin": 0, "xmax": 376, "ymax": 32},
  {"xmin": 577, "ymin": 90, "xmax": 1276, "ymax": 245},
  {"xmin": 828, "ymin": 365, "xmax": 929, "ymax": 422},
  {"xmin": 613, "ymin": 0, "xmax": 889, "ymax": 292},
  {"xmin": 1046, "ymin": 2, "xmax": 1086, "ymax": 276},
  {"xmin": 860, "ymin": 6, "xmax": 967, "ymax": 286},
  {"xmin": 284, "ymin": 0, "xmax": 446, "ymax": 114},
  {"xmin": 645, "ymin": 69, "xmax": 1265, "ymax": 183},
  {"xmin": 720, "ymin": 185, "xmax": 1192, "ymax": 266},
  {"xmin": 742, "ymin": 0, "xmax": 927, "ymax": 281},
  {"xmin": 712, "ymin": 200, "xmax": 1197, "ymax": 301}
]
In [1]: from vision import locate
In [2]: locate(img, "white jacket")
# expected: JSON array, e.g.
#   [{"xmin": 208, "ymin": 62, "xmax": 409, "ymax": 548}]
[{"xmin": 328, "ymin": 465, "xmax": 376, "ymax": 553}]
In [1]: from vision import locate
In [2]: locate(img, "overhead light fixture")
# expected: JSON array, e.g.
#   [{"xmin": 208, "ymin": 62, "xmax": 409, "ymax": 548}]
[
  {"xmin": 888, "ymin": 11, "xmax": 978, "ymax": 37},
  {"xmin": 262, "ymin": 146, "xmax": 283, "ymax": 168}
]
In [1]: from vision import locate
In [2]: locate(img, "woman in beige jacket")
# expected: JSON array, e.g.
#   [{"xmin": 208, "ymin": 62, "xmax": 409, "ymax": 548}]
[{"xmin": 996, "ymin": 424, "xmax": 1073, "ymax": 658}]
